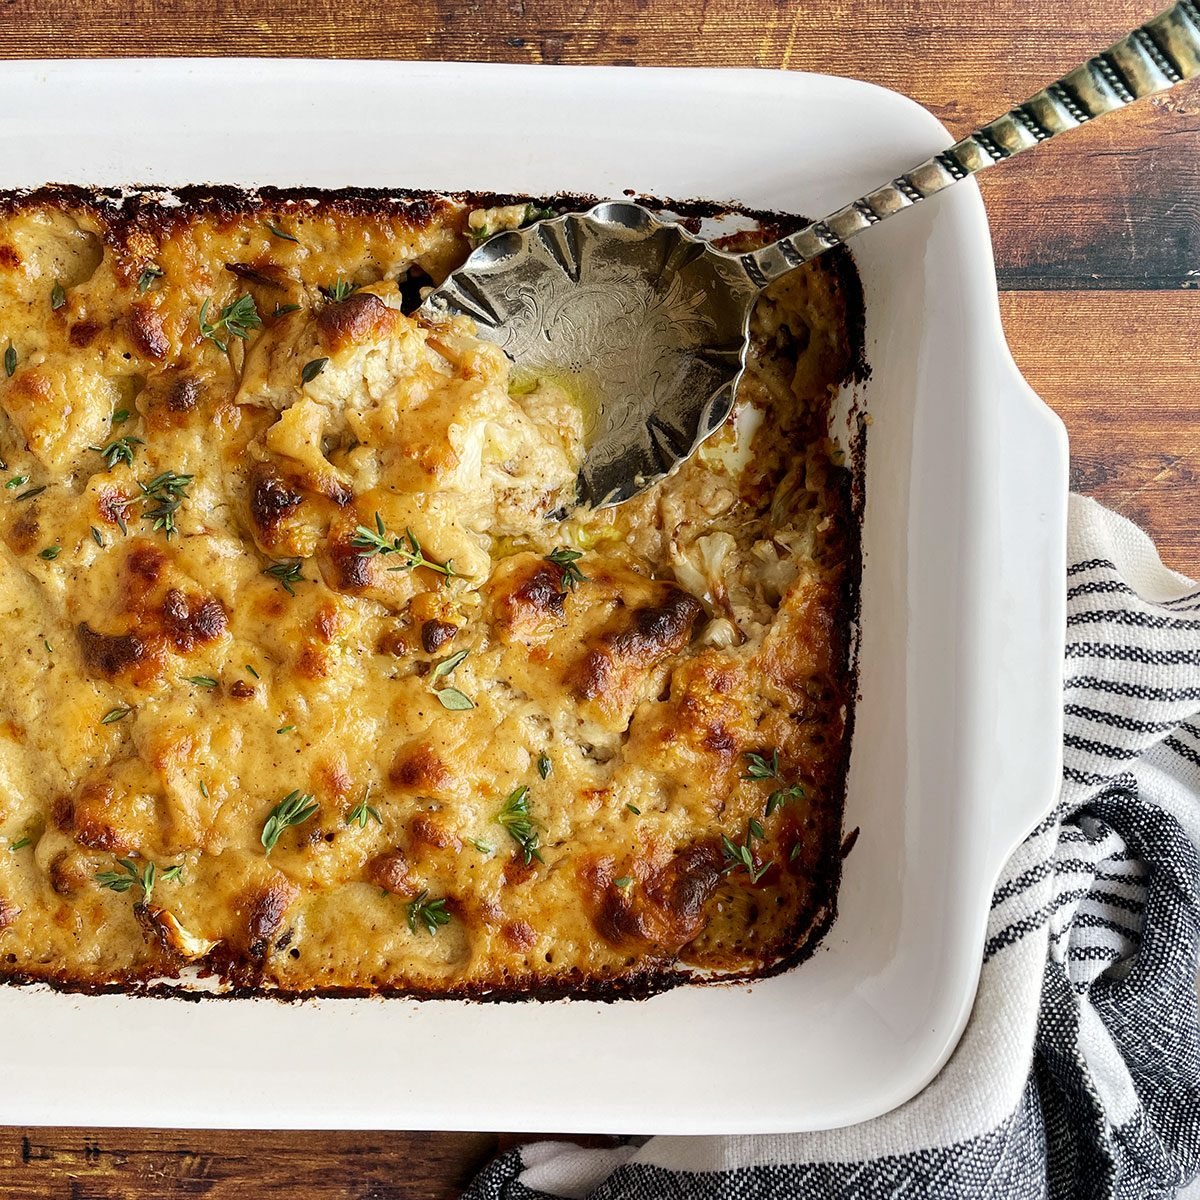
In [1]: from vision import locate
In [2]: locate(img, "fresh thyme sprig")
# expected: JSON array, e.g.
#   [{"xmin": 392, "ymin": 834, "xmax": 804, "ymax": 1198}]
[
  {"xmin": 261, "ymin": 790, "xmax": 318, "ymax": 854},
  {"xmin": 139, "ymin": 471, "xmax": 193, "ymax": 538},
  {"xmin": 742, "ymin": 749, "xmax": 780, "ymax": 781},
  {"xmin": 198, "ymin": 293, "xmax": 262, "ymax": 353},
  {"xmin": 137, "ymin": 265, "xmax": 164, "ymax": 294},
  {"xmin": 319, "ymin": 278, "xmax": 356, "ymax": 303},
  {"xmin": 545, "ymin": 546, "xmax": 586, "ymax": 590},
  {"xmin": 350, "ymin": 514, "xmax": 456, "ymax": 578},
  {"xmin": 743, "ymin": 749, "xmax": 804, "ymax": 816},
  {"xmin": 347, "ymin": 790, "xmax": 382, "ymax": 829},
  {"xmin": 721, "ymin": 819, "xmax": 773, "ymax": 884},
  {"xmin": 263, "ymin": 560, "xmax": 305, "ymax": 596},
  {"xmin": 95, "ymin": 857, "xmax": 182, "ymax": 904},
  {"xmin": 89, "ymin": 435, "xmax": 143, "ymax": 470},
  {"xmin": 765, "ymin": 784, "xmax": 804, "ymax": 817},
  {"xmin": 497, "ymin": 785, "xmax": 543, "ymax": 865},
  {"xmin": 407, "ymin": 890, "xmax": 451, "ymax": 936}
]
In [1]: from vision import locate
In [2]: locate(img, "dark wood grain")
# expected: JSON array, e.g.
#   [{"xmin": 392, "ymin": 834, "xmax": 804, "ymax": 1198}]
[
  {"xmin": 0, "ymin": 1128, "xmax": 499, "ymax": 1199},
  {"xmin": 1, "ymin": 0, "xmax": 1197, "ymax": 1194},
  {"xmin": 984, "ymin": 96, "xmax": 1200, "ymax": 290},
  {"xmin": 1000, "ymin": 290, "xmax": 1200, "ymax": 573},
  {"xmin": 0, "ymin": 1128, "xmax": 616, "ymax": 1198}
]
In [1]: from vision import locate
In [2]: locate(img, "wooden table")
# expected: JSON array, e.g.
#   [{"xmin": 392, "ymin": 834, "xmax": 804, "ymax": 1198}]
[{"xmin": 2, "ymin": 1, "xmax": 1197, "ymax": 1195}]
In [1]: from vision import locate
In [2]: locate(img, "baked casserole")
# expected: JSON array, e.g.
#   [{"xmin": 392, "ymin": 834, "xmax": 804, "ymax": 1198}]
[{"xmin": 0, "ymin": 189, "xmax": 862, "ymax": 998}]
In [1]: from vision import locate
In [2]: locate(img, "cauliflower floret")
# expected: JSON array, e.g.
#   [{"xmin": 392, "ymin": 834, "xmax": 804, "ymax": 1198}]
[{"xmin": 237, "ymin": 288, "xmax": 582, "ymax": 545}]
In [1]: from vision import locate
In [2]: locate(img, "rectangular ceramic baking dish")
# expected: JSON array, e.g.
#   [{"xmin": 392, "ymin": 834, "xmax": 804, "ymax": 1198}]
[{"xmin": 0, "ymin": 59, "xmax": 1068, "ymax": 1134}]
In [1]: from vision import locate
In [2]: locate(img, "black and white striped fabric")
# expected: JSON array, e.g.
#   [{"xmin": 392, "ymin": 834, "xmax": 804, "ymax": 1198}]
[{"xmin": 464, "ymin": 495, "xmax": 1200, "ymax": 1200}]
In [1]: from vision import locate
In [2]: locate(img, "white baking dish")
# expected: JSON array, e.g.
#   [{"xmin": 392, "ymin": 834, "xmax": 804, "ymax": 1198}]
[{"xmin": 0, "ymin": 59, "xmax": 1067, "ymax": 1134}]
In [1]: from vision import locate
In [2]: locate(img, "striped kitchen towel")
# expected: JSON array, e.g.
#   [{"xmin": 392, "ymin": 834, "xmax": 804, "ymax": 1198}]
[{"xmin": 464, "ymin": 494, "xmax": 1200, "ymax": 1200}]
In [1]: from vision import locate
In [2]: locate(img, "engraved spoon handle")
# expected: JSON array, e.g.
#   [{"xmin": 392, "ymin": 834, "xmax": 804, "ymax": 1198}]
[{"xmin": 745, "ymin": 0, "xmax": 1200, "ymax": 285}]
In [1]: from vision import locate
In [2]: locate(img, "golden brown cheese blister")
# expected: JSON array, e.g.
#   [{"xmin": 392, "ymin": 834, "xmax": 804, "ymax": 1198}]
[{"xmin": 0, "ymin": 190, "xmax": 861, "ymax": 998}]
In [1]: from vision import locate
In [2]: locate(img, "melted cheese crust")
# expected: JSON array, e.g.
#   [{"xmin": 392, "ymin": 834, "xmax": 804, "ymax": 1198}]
[{"xmin": 0, "ymin": 191, "xmax": 861, "ymax": 997}]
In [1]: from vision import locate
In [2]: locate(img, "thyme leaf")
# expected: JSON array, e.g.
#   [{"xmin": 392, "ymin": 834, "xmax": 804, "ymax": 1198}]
[
  {"xmin": 497, "ymin": 785, "xmax": 542, "ymax": 865},
  {"xmin": 720, "ymin": 821, "xmax": 773, "ymax": 884},
  {"xmin": 198, "ymin": 293, "xmax": 261, "ymax": 353},
  {"xmin": 347, "ymin": 791, "xmax": 382, "ymax": 828},
  {"xmin": 765, "ymin": 783, "xmax": 804, "ymax": 817},
  {"xmin": 431, "ymin": 650, "xmax": 469, "ymax": 680},
  {"xmin": 263, "ymin": 559, "xmax": 305, "ymax": 596},
  {"xmin": 407, "ymin": 890, "xmax": 451, "ymax": 936},
  {"xmin": 89, "ymin": 435, "xmax": 143, "ymax": 470},
  {"xmin": 350, "ymin": 514, "xmax": 456, "ymax": 578},
  {"xmin": 137, "ymin": 265, "xmax": 164, "ymax": 294},
  {"xmin": 742, "ymin": 749, "xmax": 780, "ymax": 781},
  {"xmin": 261, "ymin": 790, "xmax": 319, "ymax": 854},
  {"xmin": 545, "ymin": 546, "xmax": 586, "ymax": 590},
  {"xmin": 319, "ymin": 278, "xmax": 356, "ymax": 303},
  {"xmin": 301, "ymin": 357, "xmax": 328, "ymax": 384},
  {"xmin": 95, "ymin": 856, "xmax": 182, "ymax": 904},
  {"xmin": 139, "ymin": 470, "xmax": 192, "ymax": 538}
]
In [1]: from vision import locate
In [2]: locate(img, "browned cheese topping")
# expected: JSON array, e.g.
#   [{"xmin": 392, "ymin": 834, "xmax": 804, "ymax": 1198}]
[{"xmin": 0, "ymin": 190, "xmax": 861, "ymax": 997}]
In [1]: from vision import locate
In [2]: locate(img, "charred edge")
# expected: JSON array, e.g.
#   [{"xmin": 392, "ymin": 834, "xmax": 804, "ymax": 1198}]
[
  {"xmin": 2, "ymin": 184, "xmax": 870, "ymax": 381},
  {"xmin": 0, "ymin": 893, "xmax": 840, "ymax": 1004}
]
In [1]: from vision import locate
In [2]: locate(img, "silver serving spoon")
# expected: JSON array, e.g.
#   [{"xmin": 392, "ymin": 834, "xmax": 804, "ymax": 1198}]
[{"xmin": 424, "ymin": 2, "xmax": 1200, "ymax": 509}]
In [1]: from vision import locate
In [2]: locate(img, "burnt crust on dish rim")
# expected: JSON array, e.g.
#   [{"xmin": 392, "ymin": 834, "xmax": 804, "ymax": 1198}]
[
  {"xmin": 0, "ymin": 183, "xmax": 868, "ymax": 386},
  {"xmin": 0, "ymin": 183, "xmax": 867, "ymax": 1004}
]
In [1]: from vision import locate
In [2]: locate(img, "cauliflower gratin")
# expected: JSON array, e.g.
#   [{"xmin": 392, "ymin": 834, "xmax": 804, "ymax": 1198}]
[{"xmin": 0, "ymin": 189, "xmax": 862, "ymax": 998}]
